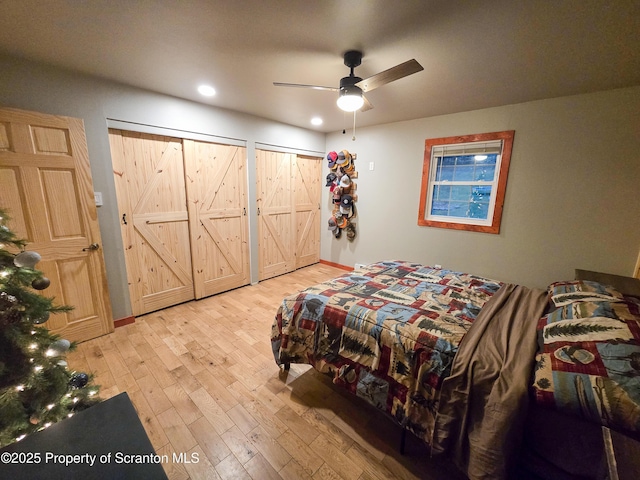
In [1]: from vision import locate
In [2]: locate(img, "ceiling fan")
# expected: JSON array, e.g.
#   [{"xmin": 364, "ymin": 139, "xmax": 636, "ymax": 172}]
[{"xmin": 274, "ymin": 50, "xmax": 424, "ymax": 112}]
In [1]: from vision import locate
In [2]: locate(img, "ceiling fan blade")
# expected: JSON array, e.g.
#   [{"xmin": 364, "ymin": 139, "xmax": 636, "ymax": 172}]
[
  {"xmin": 355, "ymin": 59, "xmax": 424, "ymax": 93},
  {"xmin": 273, "ymin": 82, "xmax": 339, "ymax": 92},
  {"xmin": 361, "ymin": 95, "xmax": 374, "ymax": 112}
]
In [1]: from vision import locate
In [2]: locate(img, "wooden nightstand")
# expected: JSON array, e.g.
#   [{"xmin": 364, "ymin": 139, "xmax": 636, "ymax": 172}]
[
  {"xmin": 575, "ymin": 269, "xmax": 640, "ymax": 479},
  {"xmin": 575, "ymin": 269, "xmax": 640, "ymax": 298}
]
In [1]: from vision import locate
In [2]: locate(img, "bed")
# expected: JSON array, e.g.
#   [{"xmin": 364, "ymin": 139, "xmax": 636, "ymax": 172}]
[{"xmin": 270, "ymin": 261, "xmax": 640, "ymax": 479}]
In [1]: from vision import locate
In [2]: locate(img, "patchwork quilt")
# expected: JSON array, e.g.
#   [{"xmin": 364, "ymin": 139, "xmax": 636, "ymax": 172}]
[
  {"xmin": 271, "ymin": 260, "xmax": 502, "ymax": 443},
  {"xmin": 532, "ymin": 280, "xmax": 640, "ymax": 433}
]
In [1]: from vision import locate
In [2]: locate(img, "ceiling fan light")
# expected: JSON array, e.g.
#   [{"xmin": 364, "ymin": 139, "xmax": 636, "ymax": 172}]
[{"xmin": 337, "ymin": 86, "xmax": 364, "ymax": 112}]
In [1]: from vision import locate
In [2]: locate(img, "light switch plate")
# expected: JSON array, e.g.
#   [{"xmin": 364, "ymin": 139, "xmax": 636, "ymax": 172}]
[{"xmin": 94, "ymin": 192, "xmax": 103, "ymax": 207}]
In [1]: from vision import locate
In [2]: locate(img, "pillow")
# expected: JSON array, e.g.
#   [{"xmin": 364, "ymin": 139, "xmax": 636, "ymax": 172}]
[
  {"xmin": 548, "ymin": 280, "xmax": 624, "ymax": 308},
  {"xmin": 532, "ymin": 281, "xmax": 640, "ymax": 434}
]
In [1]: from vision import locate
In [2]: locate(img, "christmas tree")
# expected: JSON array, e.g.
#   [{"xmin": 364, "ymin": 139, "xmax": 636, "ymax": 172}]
[{"xmin": 0, "ymin": 209, "xmax": 100, "ymax": 447}]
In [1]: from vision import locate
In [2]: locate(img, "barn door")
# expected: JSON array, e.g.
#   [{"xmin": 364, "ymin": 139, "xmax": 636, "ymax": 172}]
[
  {"xmin": 0, "ymin": 107, "xmax": 113, "ymax": 342},
  {"xmin": 183, "ymin": 140, "xmax": 249, "ymax": 298},
  {"xmin": 256, "ymin": 150, "xmax": 295, "ymax": 280},
  {"xmin": 109, "ymin": 130, "xmax": 194, "ymax": 316},
  {"xmin": 294, "ymin": 155, "xmax": 321, "ymax": 269}
]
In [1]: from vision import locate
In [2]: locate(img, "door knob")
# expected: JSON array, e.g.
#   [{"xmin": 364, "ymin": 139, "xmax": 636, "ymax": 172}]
[{"xmin": 83, "ymin": 243, "xmax": 100, "ymax": 251}]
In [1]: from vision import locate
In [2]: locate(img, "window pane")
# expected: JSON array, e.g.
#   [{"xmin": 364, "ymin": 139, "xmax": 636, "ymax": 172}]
[
  {"xmin": 481, "ymin": 153, "xmax": 498, "ymax": 165},
  {"xmin": 437, "ymin": 185, "xmax": 451, "ymax": 199},
  {"xmin": 437, "ymin": 166, "xmax": 454, "ymax": 181},
  {"xmin": 473, "ymin": 164, "xmax": 496, "ymax": 181},
  {"xmin": 469, "ymin": 201, "xmax": 489, "ymax": 219},
  {"xmin": 431, "ymin": 200, "xmax": 450, "ymax": 216},
  {"xmin": 472, "ymin": 185, "xmax": 492, "ymax": 202},
  {"xmin": 449, "ymin": 202, "xmax": 469, "ymax": 218},
  {"xmin": 451, "ymin": 185, "xmax": 471, "ymax": 201},
  {"xmin": 457, "ymin": 155, "xmax": 475, "ymax": 165},
  {"xmin": 453, "ymin": 165, "xmax": 474, "ymax": 181}
]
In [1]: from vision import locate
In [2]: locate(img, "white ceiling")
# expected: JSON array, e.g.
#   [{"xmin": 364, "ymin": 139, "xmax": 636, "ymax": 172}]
[{"xmin": 1, "ymin": 0, "xmax": 638, "ymax": 133}]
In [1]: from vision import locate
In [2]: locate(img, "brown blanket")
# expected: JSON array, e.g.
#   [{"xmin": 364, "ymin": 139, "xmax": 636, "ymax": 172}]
[{"xmin": 432, "ymin": 284, "xmax": 548, "ymax": 479}]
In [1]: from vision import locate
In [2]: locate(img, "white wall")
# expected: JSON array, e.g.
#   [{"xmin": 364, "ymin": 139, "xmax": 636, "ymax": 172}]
[
  {"xmin": 0, "ymin": 54, "xmax": 325, "ymax": 319},
  {"xmin": 324, "ymin": 86, "xmax": 640, "ymax": 289}
]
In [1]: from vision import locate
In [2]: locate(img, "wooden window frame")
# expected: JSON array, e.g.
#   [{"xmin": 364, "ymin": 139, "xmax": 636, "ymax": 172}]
[{"xmin": 418, "ymin": 130, "xmax": 515, "ymax": 234}]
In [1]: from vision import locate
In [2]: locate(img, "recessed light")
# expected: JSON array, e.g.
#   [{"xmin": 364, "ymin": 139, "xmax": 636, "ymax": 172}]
[
  {"xmin": 197, "ymin": 85, "xmax": 216, "ymax": 97},
  {"xmin": 311, "ymin": 117, "xmax": 323, "ymax": 126}
]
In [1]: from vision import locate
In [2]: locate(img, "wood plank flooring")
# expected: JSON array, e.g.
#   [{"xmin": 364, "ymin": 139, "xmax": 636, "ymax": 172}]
[{"xmin": 67, "ymin": 263, "xmax": 467, "ymax": 480}]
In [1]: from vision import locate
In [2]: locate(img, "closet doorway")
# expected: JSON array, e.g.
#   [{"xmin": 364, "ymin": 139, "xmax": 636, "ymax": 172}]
[
  {"xmin": 256, "ymin": 149, "xmax": 321, "ymax": 281},
  {"xmin": 109, "ymin": 129, "xmax": 249, "ymax": 316}
]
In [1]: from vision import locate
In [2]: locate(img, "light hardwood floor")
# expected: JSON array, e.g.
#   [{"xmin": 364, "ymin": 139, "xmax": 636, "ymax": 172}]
[{"xmin": 67, "ymin": 263, "xmax": 467, "ymax": 480}]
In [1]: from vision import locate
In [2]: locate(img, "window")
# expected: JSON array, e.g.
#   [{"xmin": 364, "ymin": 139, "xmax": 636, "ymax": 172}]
[{"xmin": 418, "ymin": 131, "xmax": 514, "ymax": 234}]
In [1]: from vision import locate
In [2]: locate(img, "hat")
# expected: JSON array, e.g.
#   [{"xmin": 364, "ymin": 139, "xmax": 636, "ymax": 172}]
[
  {"xmin": 332, "ymin": 186, "xmax": 342, "ymax": 203},
  {"xmin": 326, "ymin": 172, "xmax": 337, "ymax": 187},
  {"xmin": 336, "ymin": 215, "xmax": 348, "ymax": 229},
  {"xmin": 337, "ymin": 150, "xmax": 351, "ymax": 166},
  {"xmin": 343, "ymin": 162, "xmax": 355, "ymax": 175},
  {"xmin": 327, "ymin": 151, "xmax": 338, "ymax": 168},
  {"xmin": 339, "ymin": 175, "xmax": 351, "ymax": 189},
  {"xmin": 328, "ymin": 216, "xmax": 338, "ymax": 231},
  {"xmin": 346, "ymin": 222, "xmax": 356, "ymax": 241},
  {"xmin": 340, "ymin": 194, "xmax": 353, "ymax": 215}
]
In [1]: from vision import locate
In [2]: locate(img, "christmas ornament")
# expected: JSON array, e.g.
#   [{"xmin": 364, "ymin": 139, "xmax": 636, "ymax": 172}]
[
  {"xmin": 29, "ymin": 416, "xmax": 40, "ymax": 425},
  {"xmin": 49, "ymin": 339, "xmax": 71, "ymax": 355},
  {"xmin": 13, "ymin": 251, "xmax": 41, "ymax": 269},
  {"xmin": 31, "ymin": 277, "xmax": 51, "ymax": 290},
  {"xmin": 69, "ymin": 373, "xmax": 89, "ymax": 389},
  {"xmin": 0, "ymin": 291, "xmax": 17, "ymax": 304},
  {"xmin": 33, "ymin": 312, "xmax": 50, "ymax": 324}
]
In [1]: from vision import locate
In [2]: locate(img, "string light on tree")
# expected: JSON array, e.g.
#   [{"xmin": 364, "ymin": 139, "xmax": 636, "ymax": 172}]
[{"xmin": 0, "ymin": 208, "xmax": 101, "ymax": 447}]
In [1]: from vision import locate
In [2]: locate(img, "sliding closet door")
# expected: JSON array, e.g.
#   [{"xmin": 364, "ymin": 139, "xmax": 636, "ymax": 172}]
[
  {"xmin": 183, "ymin": 140, "xmax": 250, "ymax": 298},
  {"xmin": 294, "ymin": 155, "xmax": 321, "ymax": 269},
  {"xmin": 109, "ymin": 130, "xmax": 194, "ymax": 316},
  {"xmin": 256, "ymin": 150, "xmax": 295, "ymax": 280}
]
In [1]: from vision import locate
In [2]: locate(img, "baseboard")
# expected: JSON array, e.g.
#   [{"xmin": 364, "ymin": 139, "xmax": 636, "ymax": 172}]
[
  {"xmin": 114, "ymin": 315, "xmax": 135, "ymax": 328},
  {"xmin": 319, "ymin": 259, "xmax": 354, "ymax": 271}
]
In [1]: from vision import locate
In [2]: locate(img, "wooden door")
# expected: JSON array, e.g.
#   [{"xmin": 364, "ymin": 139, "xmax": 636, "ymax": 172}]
[
  {"xmin": 0, "ymin": 107, "xmax": 113, "ymax": 342},
  {"xmin": 109, "ymin": 130, "xmax": 194, "ymax": 316},
  {"xmin": 183, "ymin": 140, "xmax": 249, "ymax": 298},
  {"xmin": 294, "ymin": 155, "xmax": 321, "ymax": 269},
  {"xmin": 256, "ymin": 150, "xmax": 295, "ymax": 280}
]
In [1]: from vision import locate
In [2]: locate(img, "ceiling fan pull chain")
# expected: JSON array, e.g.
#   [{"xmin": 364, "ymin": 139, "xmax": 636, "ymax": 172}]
[
  {"xmin": 352, "ymin": 110, "xmax": 357, "ymax": 141},
  {"xmin": 343, "ymin": 110, "xmax": 347, "ymax": 135}
]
